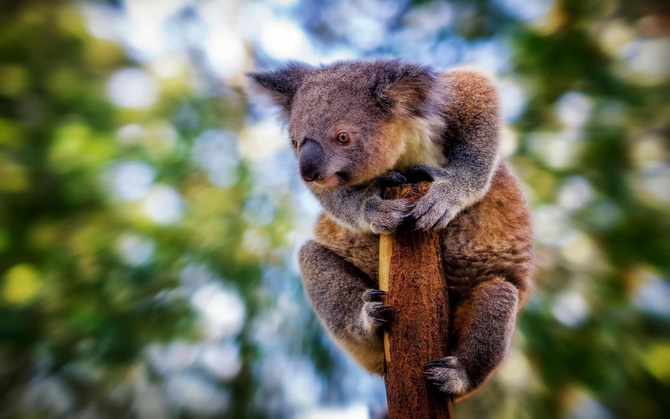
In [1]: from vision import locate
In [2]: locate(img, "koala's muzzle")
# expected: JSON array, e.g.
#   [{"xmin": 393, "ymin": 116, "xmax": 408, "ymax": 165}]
[{"xmin": 299, "ymin": 140, "xmax": 325, "ymax": 182}]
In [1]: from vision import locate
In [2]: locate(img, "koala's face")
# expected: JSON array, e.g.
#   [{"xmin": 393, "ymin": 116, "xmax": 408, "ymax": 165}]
[
  {"xmin": 248, "ymin": 60, "xmax": 435, "ymax": 188},
  {"xmin": 287, "ymin": 69, "xmax": 399, "ymax": 188}
]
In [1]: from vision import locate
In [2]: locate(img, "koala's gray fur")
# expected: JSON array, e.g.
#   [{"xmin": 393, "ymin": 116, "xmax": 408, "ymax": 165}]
[{"xmin": 248, "ymin": 59, "xmax": 533, "ymax": 400}]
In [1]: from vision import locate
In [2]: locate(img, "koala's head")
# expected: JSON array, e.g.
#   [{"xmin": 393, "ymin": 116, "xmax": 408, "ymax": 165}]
[{"xmin": 247, "ymin": 59, "xmax": 438, "ymax": 188}]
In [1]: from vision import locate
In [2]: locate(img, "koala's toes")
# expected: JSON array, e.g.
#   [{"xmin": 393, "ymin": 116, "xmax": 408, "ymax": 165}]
[
  {"xmin": 412, "ymin": 195, "xmax": 454, "ymax": 231},
  {"xmin": 363, "ymin": 301, "xmax": 393, "ymax": 327},
  {"xmin": 423, "ymin": 356, "xmax": 470, "ymax": 397},
  {"xmin": 367, "ymin": 199, "xmax": 412, "ymax": 234},
  {"xmin": 362, "ymin": 289, "xmax": 387, "ymax": 303},
  {"xmin": 377, "ymin": 171, "xmax": 407, "ymax": 188}
]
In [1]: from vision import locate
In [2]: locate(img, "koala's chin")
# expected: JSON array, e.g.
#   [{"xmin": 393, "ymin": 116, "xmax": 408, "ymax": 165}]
[
  {"xmin": 312, "ymin": 174, "xmax": 344, "ymax": 189},
  {"xmin": 308, "ymin": 170, "xmax": 355, "ymax": 189}
]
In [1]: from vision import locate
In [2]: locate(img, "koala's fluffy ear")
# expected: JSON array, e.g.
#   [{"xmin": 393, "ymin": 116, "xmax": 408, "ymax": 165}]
[
  {"xmin": 370, "ymin": 60, "xmax": 436, "ymax": 116},
  {"xmin": 246, "ymin": 62, "xmax": 313, "ymax": 116}
]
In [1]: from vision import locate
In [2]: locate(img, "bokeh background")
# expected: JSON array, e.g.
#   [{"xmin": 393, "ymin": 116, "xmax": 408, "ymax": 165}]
[{"xmin": 0, "ymin": 0, "xmax": 669, "ymax": 417}]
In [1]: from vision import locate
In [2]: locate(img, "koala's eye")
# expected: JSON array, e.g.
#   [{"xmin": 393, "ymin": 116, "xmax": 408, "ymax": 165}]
[
  {"xmin": 337, "ymin": 132, "xmax": 350, "ymax": 144},
  {"xmin": 291, "ymin": 138, "xmax": 297, "ymax": 148}
]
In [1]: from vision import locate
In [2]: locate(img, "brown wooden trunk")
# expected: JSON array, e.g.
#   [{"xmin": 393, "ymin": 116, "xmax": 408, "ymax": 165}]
[{"xmin": 379, "ymin": 182, "xmax": 452, "ymax": 418}]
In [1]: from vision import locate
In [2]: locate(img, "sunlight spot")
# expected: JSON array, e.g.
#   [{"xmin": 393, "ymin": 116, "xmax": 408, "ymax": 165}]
[
  {"xmin": 239, "ymin": 120, "xmax": 287, "ymax": 162},
  {"xmin": 191, "ymin": 284, "xmax": 246, "ymax": 339},
  {"xmin": 147, "ymin": 53, "xmax": 189, "ymax": 79},
  {"xmin": 192, "ymin": 130, "xmax": 240, "ymax": 187},
  {"xmin": 498, "ymin": 350, "xmax": 534, "ymax": 391},
  {"xmin": 533, "ymin": 205, "xmax": 573, "ymax": 245},
  {"xmin": 107, "ymin": 68, "xmax": 158, "ymax": 109},
  {"xmin": 164, "ymin": 372, "xmax": 229, "ymax": 415},
  {"xmin": 624, "ymin": 37, "xmax": 670, "ymax": 81},
  {"xmin": 529, "ymin": 130, "xmax": 584, "ymax": 169},
  {"xmin": 558, "ymin": 176, "xmax": 594, "ymax": 211},
  {"xmin": 199, "ymin": 342, "xmax": 242, "ymax": 381},
  {"xmin": 560, "ymin": 232, "xmax": 599, "ymax": 270},
  {"xmin": 598, "ymin": 19, "xmax": 635, "ymax": 58},
  {"xmin": 243, "ymin": 197, "xmax": 275, "ymax": 226},
  {"xmin": 117, "ymin": 234, "xmax": 155, "ymax": 266},
  {"xmin": 568, "ymin": 389, "xmax": 613, "ymax": 419},
  {"xmin": 499, "ymin": 126, "xmax": 519, "ymax": 157},
  {"xmin": 142, "ymin": 185, "xmax": 185, "ymax": 225},
  {"xmin": 123, "ymin": 0, "xmax": 189, "ymax": 57},
  {"xmin": 297, "ymin": 403, "xmax": 370, "ymax": 419},
  {"xmin": 269, "ymin": 0, "xmax": 300, "ymax": 6},
  {"xmin": 259, "ymin": 20, "xmax": 312, "ymax": 60},
  {"xmin": 496, "ymin": 0, "xmax": 554, "ymax": 22},
  {"xmin": 344, "ymin": 16, "xmax": 384, "ymax": 51},
  {"xmin": 634, "ymin": 162, "xmax": 670, "ymax": 205},
  {"xmin": 552, "ymin": 290, "xmax": 589, "ymax": 328},
  {"xmin": 634, "ymin": 273, "xmax": 670, "ymax": 318},
  {"xmin": 106, "ymin": 161, "xmax": 155, "ymax": 201},
  {"xmin": 631, "ymin": 134, "xmax": 669, "ymax": 167},
  {"xmin": 499, "ymin": 79, "xmax": 527, "ymax": 121},
  {"xmin": 557, "ymin": 92, "xmax": 593, "ymax": 128},
  {"xmin": 462, "ymin": 39, "xmax": 510, "ymax": 74},
  {"xmin": 205, "ymin": 26, "xmax": 246, "ymax": 78},
  {"xmin": 180, "ymin": 264, "xmax": 219, "ymax": 291},
  {"xmin": 148, "ymin": 341, "xmax": 198, "ymax": 374},
  {"xmin": 116, "ymin": 124, "xmax": 145, "ymax": 145},
  {"xmin": 80, "ymin": 2, "xmax": 123, "ymax": 41}
]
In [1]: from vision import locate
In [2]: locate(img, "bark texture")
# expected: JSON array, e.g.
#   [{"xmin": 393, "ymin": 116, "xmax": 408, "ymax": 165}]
[{"xmin": 379, "ymin": 182, "xmax": 452, "ymax": 418}]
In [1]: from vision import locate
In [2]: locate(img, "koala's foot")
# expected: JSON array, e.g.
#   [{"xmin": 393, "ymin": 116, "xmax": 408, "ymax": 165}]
[
  {"xmin": 360, "ymin": 289, "xmax": 392, "ymax": 334},
  {"xmin": 423, "ymin": 356, "xmax": 471, "ymax": 398}
]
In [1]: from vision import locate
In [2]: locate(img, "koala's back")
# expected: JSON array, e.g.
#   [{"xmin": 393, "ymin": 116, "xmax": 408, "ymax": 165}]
[{"xmin": 313, "ymin": 162, "xmax": 533, "ymax": 303}]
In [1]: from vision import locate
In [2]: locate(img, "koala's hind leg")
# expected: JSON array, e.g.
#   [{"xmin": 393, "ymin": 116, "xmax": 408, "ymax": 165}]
[
  {"xmin": 424, "ymin": 278, "xmax": 519, "ymax": 399},
  {"xmin": 299, "ymin": 240, "xmax": 387, "ymax": 374}
]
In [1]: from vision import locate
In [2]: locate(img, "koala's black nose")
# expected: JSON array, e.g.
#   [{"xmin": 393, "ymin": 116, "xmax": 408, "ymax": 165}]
[{"xmin": 299, "ymin": 140, "xmax": 324, "ymax": 182}]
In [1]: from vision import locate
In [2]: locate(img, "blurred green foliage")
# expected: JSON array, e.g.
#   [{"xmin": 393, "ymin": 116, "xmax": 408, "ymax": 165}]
[
  {"xmin": 0, "ymin": 1, "xmax": 316, "ymax": 416},
  {"xmin": 0, "ymin": 0, "xmax": 669, "ymax": 418}
]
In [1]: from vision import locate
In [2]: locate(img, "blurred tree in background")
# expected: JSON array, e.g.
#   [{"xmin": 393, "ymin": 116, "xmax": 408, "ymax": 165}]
[{"xmin": 0, "ymin": 0, "xmax": 668, "ymax": 418}]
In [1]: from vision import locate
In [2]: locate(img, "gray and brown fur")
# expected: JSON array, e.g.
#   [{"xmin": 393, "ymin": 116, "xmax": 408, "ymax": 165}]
[{"xmin": 248, "ymin": 59, "xmax": 533, "ymax": 399}]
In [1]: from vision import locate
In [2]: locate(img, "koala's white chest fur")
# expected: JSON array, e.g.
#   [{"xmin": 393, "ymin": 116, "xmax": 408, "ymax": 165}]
[{"xmin": 393, "ymin": 114, "xmax": 447, "ymax": 171}]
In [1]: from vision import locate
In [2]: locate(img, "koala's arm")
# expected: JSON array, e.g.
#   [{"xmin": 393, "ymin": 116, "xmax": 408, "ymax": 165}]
[
  {"xmin": 410, "ymin": 69, "xmax": 500, "ymax": 230},
  {"xmin": 308, "ymin": 172, "xmax": 411, "ymax": 234},
  {"xmin": 299, "ymin": 240, "xmax": 388, "ymax": 373}
]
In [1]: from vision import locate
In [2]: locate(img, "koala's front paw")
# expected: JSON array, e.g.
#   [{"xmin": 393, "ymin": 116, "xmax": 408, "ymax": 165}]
[
  {"xmin": 361, "ymin": 289, "xmax": 392, "ymax": 334},
  {"xmin": 423, "ymin": 356, "xmax": 471, "ymax": 398},
  {"xmin": 363, "ymin": 197, "xmax": 412, "ymax": 234},
  {"xmin": 412, "ymin": 184, "xmax": 456, "ymax": 230},
  {"xmin": 411, "ymin": 182, "xmax": 457, "ymax": 230}
]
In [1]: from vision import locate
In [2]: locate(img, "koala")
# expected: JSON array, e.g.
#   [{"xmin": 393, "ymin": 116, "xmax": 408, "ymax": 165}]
[{"xmin": 248, "ymin": 59, "xmax": 533, "ymax": 400}]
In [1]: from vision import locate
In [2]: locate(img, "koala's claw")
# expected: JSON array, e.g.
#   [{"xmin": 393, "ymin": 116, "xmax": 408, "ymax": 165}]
[
  {"xmin": 364, "ymin": 302, "xmax": 392, "ymax": 325},
  {"xmin": 370, "ymin": 304, "xmax": 393, "ymax": 324},
  {"xmin": 376, "ymin": 171, "xmax": 407, "ymax": 188},
  {"xmin": 423, "ymin": 356, "xmax": 471, "ymax": 397},
  {"xmin": 364, "ymin": 289, "xmax": 388, "ymax": 301},
  {"xmin": 361, "ymin": 289, "xmax": 393, "ymax": 331}
]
